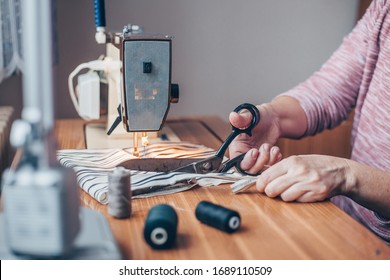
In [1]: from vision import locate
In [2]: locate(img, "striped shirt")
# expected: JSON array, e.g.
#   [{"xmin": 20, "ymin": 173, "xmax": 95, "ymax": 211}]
[{"xmin": 280, "ymin": 0, "xmax": 390, "ymax": 244}]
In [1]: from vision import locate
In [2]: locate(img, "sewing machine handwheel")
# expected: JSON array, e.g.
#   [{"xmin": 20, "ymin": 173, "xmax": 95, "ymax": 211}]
[{"xmin": 170, "ymin": 84, "xmax": 179, "ymax": 103}]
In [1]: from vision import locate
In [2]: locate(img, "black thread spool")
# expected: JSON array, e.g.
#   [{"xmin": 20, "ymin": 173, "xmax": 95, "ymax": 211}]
[
  {"xmin": 143, "ymin": 204, "xmax": 178, "ymax": 249},
  {"xmin": 195, "ymin": 201, "xmax": 241, "ymax": 233}
]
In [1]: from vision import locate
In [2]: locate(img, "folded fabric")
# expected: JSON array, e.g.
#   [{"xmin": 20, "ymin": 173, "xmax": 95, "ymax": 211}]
[{"xmin": 57, "ymin": 142, "xmax": 244, "ymax": 204}]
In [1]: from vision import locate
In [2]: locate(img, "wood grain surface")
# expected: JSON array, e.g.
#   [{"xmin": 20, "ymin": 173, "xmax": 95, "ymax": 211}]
[{"xmin": 54, "ymin": 118, "xmax": 390, "ymax": 259}]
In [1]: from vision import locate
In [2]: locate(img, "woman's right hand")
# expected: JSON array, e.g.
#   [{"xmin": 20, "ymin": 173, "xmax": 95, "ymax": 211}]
[{"xmin": 228, "ymin": 103, "xmax": 282, "ymax": 174}]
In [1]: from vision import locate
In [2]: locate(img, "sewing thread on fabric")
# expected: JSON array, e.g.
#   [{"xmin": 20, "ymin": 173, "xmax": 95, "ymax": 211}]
[
  {"xmin": 195, "ymin": 201, "xmax": 241, "ymax": 233},
  {"xmin": 108, "ymin": 167, "xmax": 131, "ymax": 219},
  {"xmin": 143, "ymin": 204, "xmax": 178, "ymax": 249}
]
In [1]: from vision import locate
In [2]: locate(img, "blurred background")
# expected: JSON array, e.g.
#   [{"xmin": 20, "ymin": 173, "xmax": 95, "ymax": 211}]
[{"xmin": 0, "ymin": 0, "xmax": 368, "ymax": 120}]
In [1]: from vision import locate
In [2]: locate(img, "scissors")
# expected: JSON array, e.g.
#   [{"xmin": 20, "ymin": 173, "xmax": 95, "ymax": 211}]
[{"xmin": 172, "ymin": 103, "xmax": 260, "ymax": 175}]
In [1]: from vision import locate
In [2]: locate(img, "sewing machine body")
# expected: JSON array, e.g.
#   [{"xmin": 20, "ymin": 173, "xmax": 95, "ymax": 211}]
[
  {"xmin": 99, "ymin": 25, "xmax": 179, "ymax": 136},
  {"xmin": 120, "ymin": 34, "xmax": 174, "ymax": 132}
]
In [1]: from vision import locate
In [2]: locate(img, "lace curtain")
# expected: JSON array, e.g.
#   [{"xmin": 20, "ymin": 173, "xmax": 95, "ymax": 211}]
[{"xmin": 0, "ymin": 0, "xmax": 23, "ymax": 84}]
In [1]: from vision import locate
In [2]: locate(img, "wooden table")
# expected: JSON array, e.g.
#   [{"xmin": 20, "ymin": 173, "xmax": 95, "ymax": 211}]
[{"xmin": 55, "ymin": 117, "xmax": 390, "ymax": 260}]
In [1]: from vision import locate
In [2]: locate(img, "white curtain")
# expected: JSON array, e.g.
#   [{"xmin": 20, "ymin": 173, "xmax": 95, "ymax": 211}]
[{"xmin": 0, "ymin": 0, "xmax": 23, "ymax": 84}]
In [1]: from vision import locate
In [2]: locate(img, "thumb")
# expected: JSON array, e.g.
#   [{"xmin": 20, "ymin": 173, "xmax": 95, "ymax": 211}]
[{"xmin": 229, "ymin": 111, "xmax": 253, "ymax": 129}]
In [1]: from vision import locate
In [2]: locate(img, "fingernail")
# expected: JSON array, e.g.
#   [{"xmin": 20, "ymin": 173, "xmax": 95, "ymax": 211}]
[{"xmin": 249, "ymin": 149, "xmax": 257, "ymax": 158}]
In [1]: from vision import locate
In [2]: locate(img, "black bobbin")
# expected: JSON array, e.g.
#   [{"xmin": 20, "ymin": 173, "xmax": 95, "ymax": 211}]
[
  {"xmin": 195, "ymin": 201, "xmax": 241, "ymax": 233},
  {"xmin": 143, "ymin": 204, "xmax": 178, "ymax": 249}
]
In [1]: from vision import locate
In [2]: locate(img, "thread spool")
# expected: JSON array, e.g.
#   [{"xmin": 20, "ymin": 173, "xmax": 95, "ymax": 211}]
[
  {"xmin": 143, "ymin": 204, "xmax": 178, "ymax": 249},
  {"xmin": 108, "ymin": 167, "xmax": 131, "ymax": 219},
  {"xmin": 195, "ymin": 201, "xmax": 241, "ymax": 233}
]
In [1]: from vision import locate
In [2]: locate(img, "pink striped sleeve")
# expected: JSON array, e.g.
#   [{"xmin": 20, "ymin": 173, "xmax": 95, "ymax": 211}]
[{"xmin": 277, "ymin": 1, "xmax": 380, "ymax": 136}]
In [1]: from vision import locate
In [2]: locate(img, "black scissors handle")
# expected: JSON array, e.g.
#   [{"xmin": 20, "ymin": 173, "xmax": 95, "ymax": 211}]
[
  {"xmin": 215, "ymin": 103, "xmax": 260, "ymax": 158},
  {"xmin": 219, "ymin": 153, "xmax": 258, "ymax": 176}
]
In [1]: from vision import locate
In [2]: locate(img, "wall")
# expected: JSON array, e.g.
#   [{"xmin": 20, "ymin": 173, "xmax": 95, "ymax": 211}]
[
  {"xmin": 0, "ymin": 75, "xmax": 23, "ymax": 118},
  {"xmin": 0, "ymin": 0, "xmax": 359, "ymax": 121}
]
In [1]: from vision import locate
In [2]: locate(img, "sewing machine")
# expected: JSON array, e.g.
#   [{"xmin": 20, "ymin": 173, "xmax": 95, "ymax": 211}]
[
  {"xmin": 0, "ymin": 0, "xmax": 180, "ymax": 259},
  {"xmin": 0, "ymin": 0, "xmax": 120, "ymax": 259},
  {"xmin": 75, "ymin": 0, "xmax": 179, "ymax": 152}
]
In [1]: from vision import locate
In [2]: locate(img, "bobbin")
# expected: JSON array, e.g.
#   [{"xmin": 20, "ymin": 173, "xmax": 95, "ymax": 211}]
[
  {"xmin": 195, "ymin": 201, "xmax": 241, "ymax": 233},
  {"xmin": 143, "ymin": 204, "xmax": 178, "ymax": 249},
  {"xmin": 108, "ymin": 166, "xmax": 131, "ymax": 219}
]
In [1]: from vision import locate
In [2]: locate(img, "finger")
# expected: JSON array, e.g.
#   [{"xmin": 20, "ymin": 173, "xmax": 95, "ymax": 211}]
[
  {"xmin": 282, "ymin": 187, "xmax": 322, "ymax": 203},
  {"xmin": 228, "ymin": 138, "xmax": 253, "ymax": 158},
  {"xmin": 269, "ymin": 146, "xmax": 282, "ymax": 165},
  {"xmin": 247, "ymin": 143, "xmax": 271, "ymax": 174},
  {"xmin": 279, "ymin": 184, "xmax": 310, "ymax": 202},
  {"xmin": 268, "ymin": 176, "xmax": 329, "ymax": 202},
  {"xmin": 295, "ymin": 191, "xmax": 326, "ymax": 203},
  {"xmin": 264, "ymin": 174, "xmax": 301, "ymax": 198},
  {"xmin": 261, "ymin": 156, "xmax": 300, "ymax": 183},
  {"xmin": 247, "ymin": 145, "xmax": 282, "ymax": 175},
  {"xmin": 229, "ymin": 111, "xmax": 253, "ymax": 130},
  {"xmin": 256, "ymin": 163, "xmax": 299, "ymax": 197},
  {"xmin": 294, "ymin": 184, "xmax": 329, "ymax": 202},
  {"xmin": 239, "ymin": 148, "xmax": 259, "ymax": 170},
  {"xmin": 296, "ymin": 191, "xmax": 316, "ymax": 203}
]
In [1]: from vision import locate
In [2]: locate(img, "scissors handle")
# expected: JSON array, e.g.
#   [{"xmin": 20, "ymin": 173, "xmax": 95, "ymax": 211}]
[
  {"xmin": 219, "ymin": 153, "xmax": 257, "ymax": 176},
  {"xmin": 215, "ymin": 103, "xmax": 260, "ymax": 158},
  {"xmin": 232, "ymin": 103, "xmax": 260, "ymax": 137}
]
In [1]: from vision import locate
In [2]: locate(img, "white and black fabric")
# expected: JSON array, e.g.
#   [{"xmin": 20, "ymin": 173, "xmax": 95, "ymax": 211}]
[{"xmin": 57, "ymin": 142, "xmax": 244, "ymax": 204}]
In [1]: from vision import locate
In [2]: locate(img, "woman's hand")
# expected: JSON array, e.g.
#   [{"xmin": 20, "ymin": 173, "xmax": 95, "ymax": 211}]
[
  {"xmin": 256, "ymin": 154, "xmax": 353, "ymax": 202},
  {"xmin": 228, "ymin": 97, "xmax": 308, "ymax": 175},
  {"xmin": 228, "ymin": 104, "xmax": 282, "ymax": 174}
]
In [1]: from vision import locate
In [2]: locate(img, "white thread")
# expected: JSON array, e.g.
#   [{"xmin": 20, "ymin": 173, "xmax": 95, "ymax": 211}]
[
  {"xmin": 228, "ymin": 216, "xmax": 241, "ymax": 230},
  {"xmin": 150, "ymin": 227, "xmax": 168, "ymax": 245}
]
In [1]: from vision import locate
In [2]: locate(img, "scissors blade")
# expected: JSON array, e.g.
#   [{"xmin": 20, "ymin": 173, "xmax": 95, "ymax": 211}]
[
  {"xmin": 172, "ymin": 156, "xmax": 223, "ymax": 174},
  {"xmin": 118, "ymin": 158, "xmax": 205, "ymax": 172}
]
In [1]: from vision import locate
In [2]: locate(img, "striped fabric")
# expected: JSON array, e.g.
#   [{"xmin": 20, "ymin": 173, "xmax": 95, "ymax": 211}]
[
  {"xmin": 57, "ymin": 142, "xmax": 242, "ymax": 204},
  {"xmin": 0, "ymin": 107, "xmax": 14, "ymax": 175},
  {"xmin": 280, "ymin": 0, "xmax": 390, "ymax": 244}
]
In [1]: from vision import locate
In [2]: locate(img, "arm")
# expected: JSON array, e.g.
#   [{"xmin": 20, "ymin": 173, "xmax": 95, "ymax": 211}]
[
  {"xmin": 230, "ymin": 0, "xmax": 380, "ymax": 172},
  {"xmin": 263, "ymin": 95, "xmax": 307, "ymax": 138},
  {"xmin": 280, "ymin": 0, "xmax": 382, "ymax": 136},
  {"xmin": 347, "ymin": 161, "xmax": 390, "ymax": 218}
]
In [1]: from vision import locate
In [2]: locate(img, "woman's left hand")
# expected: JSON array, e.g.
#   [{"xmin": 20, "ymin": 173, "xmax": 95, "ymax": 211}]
[{"xmin": 255, "ymin": 154, "xmax": 353, "ymax": 202}]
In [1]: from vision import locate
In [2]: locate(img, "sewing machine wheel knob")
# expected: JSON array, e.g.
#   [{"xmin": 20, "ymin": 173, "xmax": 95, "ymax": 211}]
[{"xmin": 170, "ymin": 84, "xmax": 179, "ymax": 103}]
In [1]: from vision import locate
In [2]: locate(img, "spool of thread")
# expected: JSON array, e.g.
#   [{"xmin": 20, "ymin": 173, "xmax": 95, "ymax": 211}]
[
  {"xmin": 195, "ymin": 201, "xmax": 241, "ymax": 233},
  {"xmin": 108, "ymin": 167, "xmax": 131, "ymax": 219},
  {"xmin": 143, "ymin": 204, "xmax": 178, "ymax": 249}
]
